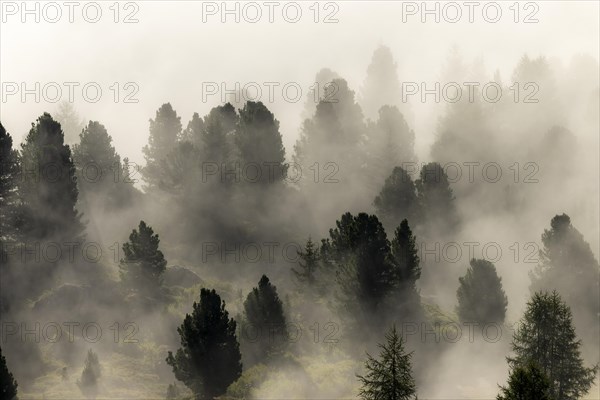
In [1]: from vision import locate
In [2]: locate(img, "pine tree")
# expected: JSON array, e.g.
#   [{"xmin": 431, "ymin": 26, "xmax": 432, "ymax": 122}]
[
  {"xmin": 416, "ymin": 162, "xmax": 459, "ymax": 237},
  {"xmin": 166, "ymin": 288, "xmax": 242, "ymax": 399},
  {"xmin": 324, "ymin": 212, "xmax": 395, "ymax": 312},
  {"xmin": 374, "ymin": 167, "xmax": 418, "ymax": 230},
  {"xmin": 77, "ymin": 349, "xmax": 101, "ymax": 398},
  {"xmin": 292, "ymin": 237, "xmax": 320, "ymax": 287},
  {"xmin": 243, "ymin": 275, "xmax": 287, "ymax": 360},
  {"xmin": 54, "ymin": 100, "xmax": 85, "ymax": 145},
  {"xmin": 365, "ymin": 106, "xmax": 416, "ymax": 191},
  {"xmin": 497, "ymin": 362, "xmax": 553, "ymax": 400},
  {"xmin": 360, "ymin": 45, "xmax": 407, "ymax": 121},
  {"xmin": 530, "ymin": 214, "xmax": 600, "ymax": 331},
  {"xmin": 120, "ymin": 221, "xmax": 167, "ymax": 290},
  {"xmin": 508, "ymin": 291, "xmax": 598, "ymax": 400},
  {"xmin": 18, "ymin": 113, "xmax": 84, "ymax": 243},
  {"xmin": 357, "ymin": 325, "xmax": 416, "ymax": 400},
  {"xmin": 0, "ymin": 122, "xmax": 19, "ymax": 243},
  {"xmin": 0, "ymin": 346, "xmax": 18, "ymax": 400},
  {"xmin": 234, "ymin": 101, "xmax": 287, "ymax": 184},
  {"xmin": 456, "ymin": 258, "xmax": 508, "ymax": 324},
  {"xmin": 390, "ymin": 219, "xmax": 421, "ymax": 289},
  {"xmin": 142, "ymin": 103, "xmax": 182, "ymax": 189}
]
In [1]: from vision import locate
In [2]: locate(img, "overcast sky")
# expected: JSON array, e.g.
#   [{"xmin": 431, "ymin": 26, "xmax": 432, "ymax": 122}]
[{"xmin": 1, "ymin": 1, "xmax": 598, "ymax": 163}]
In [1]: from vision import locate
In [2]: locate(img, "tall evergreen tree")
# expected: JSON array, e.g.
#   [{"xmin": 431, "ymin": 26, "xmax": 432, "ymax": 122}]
[
  {"xmin": 120, "ymin": 221, "xmax": 167, "ymax": 290},
  {"xmin": 416, "ymin": 162, "xmax": 459, "ymax": 236},
  {"xmin": 72, "ymin": 121, "xmax": 137, "ymax": 209},
  {"xmin": 497, "ymin": 362, "xmax": 554, "ymax": 400},
  {"xmin": 508, "ymin": 291, "xmax": 598, "ymax": 400},
  {"xmin": 166, "ymin": 288, "xmax": 242, "ymax": 400},
  {"xmin": 366, "ymin": 106, "xmax": 416, "ymax": 191},
  {"xmin": 0, "ymin": 122, "xmax": 19, "ymax": 243},
  {"xmin": 456, "ymin": 258, "xmax": 508, "ymax": 324},
  {"xmin": 54, "ymin": 100, "xmax": 85, "ymax": 145},
  {"xmin": 323, "ymin": 212, "xmax": 395, "ymax": 312},
  {"xmin": 243, "ymin": 275, "xmax": 287, "ymax": 360},
  {"xmin": 0, "ymin": 346, "xmax": 18, "ymax": 400},
  {"xmin": 292, "ymin": 237, "xmax": 320, "ymax": 287},
  {"xmin": 374, "ymin": 166, "xmax": 418, "ymax": 230},
  {"xmin": 390, "ymin": 219, "xmax": 421, "ymax": 290},
  {"xmin": 530, "ymin": 214, "xmax": 600, "ymax": 328},
  {"xmin": 142, "ymin": 103, "xmax": 182, "ymax": 189},
  {"xmin": 18, "ymin": 113, "xmax": 84, "ymax": 243},
  {"xmin": 234, "ymin": 101, "xmax": 287, "ymax": 184},
  {"xmin": 357, "ymin": 325, "xmax": 416, "ymax": 400},
  {"xmin": 360, "ymin": 45, "xmax": 407, "ymax": 121}
]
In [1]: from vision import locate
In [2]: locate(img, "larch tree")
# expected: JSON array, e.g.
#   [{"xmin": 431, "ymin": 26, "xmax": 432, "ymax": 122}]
[{"xmin": 357, "ymin": 325, "xmax": 416, "ymax": 400}]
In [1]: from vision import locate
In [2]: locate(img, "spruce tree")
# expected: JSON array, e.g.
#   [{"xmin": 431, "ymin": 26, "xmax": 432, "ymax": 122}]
[
  {"xmin": 357, "ymin": 325, "xmax": 416, "ymax": 400},
  {"xmin": 416, "ymin": 162, "xmax": 459, "ymax": 236},
  {"xmin": 166, "ymin": 288, "xmax": 242, "ymax": 399}
]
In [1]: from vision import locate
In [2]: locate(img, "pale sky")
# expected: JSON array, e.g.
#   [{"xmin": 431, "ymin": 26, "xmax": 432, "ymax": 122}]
[{"xmin": 1, "ymin": 1, "xmax": 598, "ymax": 164}]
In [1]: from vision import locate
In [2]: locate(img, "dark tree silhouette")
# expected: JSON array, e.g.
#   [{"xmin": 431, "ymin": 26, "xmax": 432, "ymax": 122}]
[
  {"xmin": 416, "ymin": 162, "xmax": 459, "ymax": 236},
  {"xmin": 243, "ymin": 275, "xmax": 287, "ymax": 360},
  {"xmin": 234, "ymin": 101, "xmax": 287, "ymax": 184},
  {"xmin": 497, "ymin": 362, "xmax": 553, "ymax": 400},
  {"xmin": 323, "ymin": 212, "xmax": 396, "ymax": 313},
  {"xmin": 143, "ymin": 103, "xmax": 182, "ymax": 189},
  {"xmin": 120, "ymin": 221, "xmax": 167, "ymax": 290},
  {"xmin": 357, "ymin": 325, "xmax": 416, "ymax": 400},
  {"xmin": 0, "ymin": 346, "xmax": 17, "ymax": 400},
  {"xmin": 374, "ymin": 166, "xmax": 418, "ymax": 230},
  {"xmin": 166, "ymin": 288, "xmax": 242, "ymax": 400},
  {"xmin": 456, "ymin": 258, "xmax": 508, "ymax": 324},
  {"xmin": 292, "ymin": 237, "xmax": 320, "ymax": 287},
  {"xmin": 18, "ymin": 113, "xmax": 84, "ymax": 243},
  {"xmin": 508, "ymin": 291, "xmax": 598, "ymax": 400}
]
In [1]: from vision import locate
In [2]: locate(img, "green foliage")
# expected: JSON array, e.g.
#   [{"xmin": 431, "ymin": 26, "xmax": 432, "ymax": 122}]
[
  {"xmin": 357, "ymin": 325, "xmax": 416, "ymax": 400},
  {"xmin": 456, "ymin": 258, "xmax": 508, "ymax": 323},
  {"xmin": 390, "ymin": 219, "xmax": 421, "ymax": 289},
  {"xmin": 234, "ymin": 101, "xmax": 287, "ymax": 184},
  {"xmin": 224, "ymin": 363, "xmax": 269, "ymax": 398},
  {"xmin": 143, "ymin": 103, "xmax": 182, "ymax": 189},
  {"xmin": 120, "ymin": 221, "xmax": 167, "ymax": 290},
  {"xmin": 374, "ymin": 167, "xmax": 418, "ymax": 229},
  {"xmin": 292, "ymin": 237, "xmax": 320, "ymax": 287},
  {"xmin": 0, "ymin": 346, "xmax": 18, "ymax": 400},
  {"xmin": 17, "ymin": 113, "xmax": 84, "ymax": 243},
  {"xmin": 497, "ymin": 362, "xmax": 554, "ymax": 400},
  {"xmin": 508, "ymin": 291, "xmax": 598, "ymax": 400},
  {"xmin": 166, "ymin": 288, "xmax": 242, "ymax": 400},
  {"xmin": 243, "ymin": 275, "xmax": 287, "ymax": 361}
]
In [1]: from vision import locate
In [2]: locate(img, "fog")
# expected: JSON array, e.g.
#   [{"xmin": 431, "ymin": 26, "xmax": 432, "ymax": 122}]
[{"xmin": 0, "ymin": 1, "xmax": 599, "ymax": 400}]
